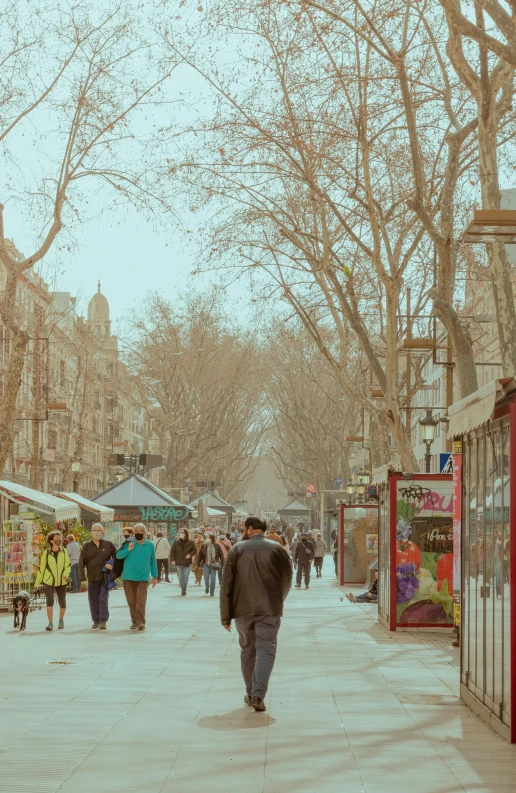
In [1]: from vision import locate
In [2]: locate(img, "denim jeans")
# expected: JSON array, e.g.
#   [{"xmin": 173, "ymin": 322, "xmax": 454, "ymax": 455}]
[
  {"xmin": 203, "ymin": 564, "xmax": 217, "ymax": 594},
  {"xmin": 177, "ymin": 565, "xmax": 191, "ymax": 592},
  {"xmin": 70, "ymin": 564, "xmax": 80, "ymax": 592},
  {"xmin": 235, "ymin": 615, "xmax": 281, "ymax": 699},
  {"xmin": 87, "ymin": 580, "xmax": 110, "ymax": 624}
]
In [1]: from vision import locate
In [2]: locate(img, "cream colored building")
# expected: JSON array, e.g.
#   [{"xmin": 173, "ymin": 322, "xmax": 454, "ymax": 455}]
[{"xmin": 1, "ymin": 245, "xmax": 158, "ymax": 499}]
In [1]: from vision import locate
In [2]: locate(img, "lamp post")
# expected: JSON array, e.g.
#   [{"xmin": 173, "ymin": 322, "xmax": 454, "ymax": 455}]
[
  {"xmin": 71, "ymin": 459, "xmax": 81, "ymax": 493},
  {"xmin": 346, "ymin": 480, "xmax": 354, "ymax": 505},
  {"xmin": 419, "ymin": 409, "xmax": 439, "ymax": 473}
]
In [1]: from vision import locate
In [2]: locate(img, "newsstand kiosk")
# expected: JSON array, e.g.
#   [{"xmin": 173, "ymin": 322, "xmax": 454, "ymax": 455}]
[
  {"xmin": 375, "ymin": 470, "xmax": 454, "ymax": 631},
  {"xmin": 448, "ymin": 378, "xmax": 516, "ymax": 743}
]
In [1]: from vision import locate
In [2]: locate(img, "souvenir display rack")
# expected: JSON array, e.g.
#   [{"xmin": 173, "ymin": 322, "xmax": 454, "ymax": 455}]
[{"xmin": 0, "ymin": 512, "xmax": 44, "ymax": 607}]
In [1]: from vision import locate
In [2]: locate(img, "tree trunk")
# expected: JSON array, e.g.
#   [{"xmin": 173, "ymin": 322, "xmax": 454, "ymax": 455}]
[
  {"xmin": 478, "ymin": 83, "xmax": 516, "ymax": 376},
  {"xmin": 433, "ymin": 289, "xmax": 478, "ymax": 398},
  {"xmin": 383, "ymin": 286, "xmax": 419, "ymax": 472},
  {"xmin": 369, "ymin": 413, "xmax": 391, "ymax": 469}
]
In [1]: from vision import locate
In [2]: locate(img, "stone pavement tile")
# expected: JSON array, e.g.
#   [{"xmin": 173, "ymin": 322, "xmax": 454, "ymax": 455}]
[{"xmin": 1, "ymin": 567, "xmax": 516, "ymax": 793}]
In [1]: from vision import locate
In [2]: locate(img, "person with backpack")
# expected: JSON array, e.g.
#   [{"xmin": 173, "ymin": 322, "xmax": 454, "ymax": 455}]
[
  {"xmin": 294, "ymin": 532, "xmax": 315, "ymax": 589},
  {"xmin": 154, "ymin": 531, "xmax": 171, "ymax": 583},
  {"xmin": 34, "ymin": 530, "xmax": 71, "ymax": 631},
  {"xmin": 79, "ymin": 523, "xmax": 117, "ymax": 630}
]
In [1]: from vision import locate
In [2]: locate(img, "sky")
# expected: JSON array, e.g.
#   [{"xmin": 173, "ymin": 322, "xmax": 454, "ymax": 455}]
[{"xmin": 2, "ymin": 3, "xmax": 249, "ymax": 328}]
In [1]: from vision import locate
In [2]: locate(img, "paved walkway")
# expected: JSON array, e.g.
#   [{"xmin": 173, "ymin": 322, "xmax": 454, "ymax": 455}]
[{"xmin": 0, "ymin": 565, "xmax": 515, "ymax": 793}]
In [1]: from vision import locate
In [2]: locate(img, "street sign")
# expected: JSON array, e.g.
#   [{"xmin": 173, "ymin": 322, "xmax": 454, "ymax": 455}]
[
  {"xmin": 306, "ymin": 484, "xmax": 316, "ymax": 497},
  {"xmin": 439, "ymin": 453, "xmax": 453, "ymax": 474},
  {"xmin": 336, "ymin": 477, "xmax": 343, "ymax": 490}
]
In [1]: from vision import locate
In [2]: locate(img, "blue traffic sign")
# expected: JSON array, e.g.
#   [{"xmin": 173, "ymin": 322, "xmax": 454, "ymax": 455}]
[{"xmin": 439, "ymin": 453, "xmax": 453, "ymax": 474}]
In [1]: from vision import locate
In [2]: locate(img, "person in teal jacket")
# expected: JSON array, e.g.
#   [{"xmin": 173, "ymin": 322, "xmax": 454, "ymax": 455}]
[{"xmin": 116, "ymin": 522, "xmax": 157, "ymax": 631}]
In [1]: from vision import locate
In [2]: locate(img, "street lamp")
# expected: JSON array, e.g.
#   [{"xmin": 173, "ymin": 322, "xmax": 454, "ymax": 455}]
[
  {"xmin": 346, "ymin": 481, "xmax": 354, "ymax": 505},
  {"xmin": 71, "ymin": 459, "xmax": 81, "ymax": 493},
  {"xmin": 357, "ymin": 469, "xmax": 369, "ymax": 486},
  {"xmin": 419, "ymin": 409, "xmax": 439, "ymax": 473}
]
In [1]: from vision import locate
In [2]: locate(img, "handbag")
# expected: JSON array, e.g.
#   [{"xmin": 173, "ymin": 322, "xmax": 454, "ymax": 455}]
[{"xmin": 211, "ymin": 561, "xmax": 221, "ymax": 571}]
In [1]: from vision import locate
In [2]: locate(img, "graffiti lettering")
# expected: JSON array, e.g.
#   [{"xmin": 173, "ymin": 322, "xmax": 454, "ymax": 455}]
[
  {"xmin": 416, "ymin": 492, "xmax": 453, "ymax": 515},
  {"xmin": 139, "ymin": 506, "xmax": 190, "ymax": 522}
]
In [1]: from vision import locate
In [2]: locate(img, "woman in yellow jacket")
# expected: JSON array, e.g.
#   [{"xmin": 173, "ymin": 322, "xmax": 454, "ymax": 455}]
[{"xmin": 35, "ymin": 531, "xmax": 71, "ymax": 631}]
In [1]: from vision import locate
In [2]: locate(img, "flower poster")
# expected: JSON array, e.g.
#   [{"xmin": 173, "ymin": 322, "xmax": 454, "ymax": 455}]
[{"xmin": 395, "ymin": 480, "xmax": 454, "ymax": 625}]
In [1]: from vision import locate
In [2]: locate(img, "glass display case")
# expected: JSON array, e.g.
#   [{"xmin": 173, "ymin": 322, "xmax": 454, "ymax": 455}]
[
  {"xmin": 376, "ymin": 472, "xmax": 454, "ymax": 631},
  {"xmin": 457, "ymin": 405, "xmax": 514, "ymax": 742},
  {"xmin": 338, "ymin": 504, "xmax": 378, "ymax": 585}
]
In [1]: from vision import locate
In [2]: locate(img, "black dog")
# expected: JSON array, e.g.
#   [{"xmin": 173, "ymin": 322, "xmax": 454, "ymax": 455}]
[{"xmin": 12, "ymin": 590, "xmax": 31, "ymax": 631}]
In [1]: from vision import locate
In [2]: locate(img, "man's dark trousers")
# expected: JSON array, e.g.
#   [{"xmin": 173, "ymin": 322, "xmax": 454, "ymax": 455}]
[
  {"xmin": 296, "ymin": 562, "xmax": 311, "ymax": 587},
  {"xmin": 88, "ymin": 580, "xmax": 109, "ymax": 624},
  {"xmin": 235, "ymin": 615, "xmax": 281, "ymax": 699}
]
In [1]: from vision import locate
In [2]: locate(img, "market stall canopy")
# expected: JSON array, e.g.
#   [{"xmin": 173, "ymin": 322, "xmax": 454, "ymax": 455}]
[
  {"xmin": 278, "ymin": 499, "xmax": 310, "ymax": 515},
  {"xmin": 95, "ymin": 474, "xmax": 191, "ymax": 522},
  {"xmin": 189, "ymin": 491, "xmax": 235, "ymax": 510},
  {"xmin": 0, "ymin": 480, "xmax": 80, "ymax": 522},
  {"xmin": 58, "ymin": 492, "xmax": 115, "ymax": 523},
  {"xmin": 189, "ymin": 491, "xmax": 234, "ymax": 524}
]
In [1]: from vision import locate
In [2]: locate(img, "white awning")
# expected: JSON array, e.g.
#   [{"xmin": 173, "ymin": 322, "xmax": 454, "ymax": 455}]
[
  {"xmin": 448, "ymin": 378, "xmax": 516, "ymax": 438},
  {"xmin": 0, "ymin": 481, "xmax": 80, "ymax": 522},
  {"xmin": 58, "ymin": 492, "xmax": 115, "ymax": 523}
]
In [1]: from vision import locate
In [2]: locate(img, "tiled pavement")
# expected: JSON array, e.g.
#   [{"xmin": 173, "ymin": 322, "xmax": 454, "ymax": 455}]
[{"xmin": 0, "ymin": 565, "xmax": 515, "ymax": 793}]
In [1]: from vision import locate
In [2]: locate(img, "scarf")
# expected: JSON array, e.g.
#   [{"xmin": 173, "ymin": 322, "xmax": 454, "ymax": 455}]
[{"xmin": 206, "ymin": 542, "xmax": 216, "ymax": 565}]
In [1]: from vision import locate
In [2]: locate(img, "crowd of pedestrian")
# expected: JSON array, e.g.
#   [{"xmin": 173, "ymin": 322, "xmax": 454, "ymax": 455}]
[{"xmin": 29, "ymin": 513, "xmax": 378, "ymax": 714}]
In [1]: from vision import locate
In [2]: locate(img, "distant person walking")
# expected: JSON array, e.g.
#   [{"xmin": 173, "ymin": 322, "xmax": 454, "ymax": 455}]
[
  {"xmin": 193, "ymin": 531, "xmax": 205, "ymax": 585},
  {"xmin": 116, "ymin": 523, "xmax": 157, "ymax": 631},
  {"xmin": 79, "ymin": 524, "xmax": 117, "ymax": 630},
  {"xmin": 216, "ymin": 532, "xmax": 232, "ymax": 583},
  {"xmin": 333, "ymin": 537, "xmax": 339, "ymax": 578},
  {"xmin": 154, "ymin": 531, "xmax": 171, "ymax": 583},
  {"xmin": 294, "ymin": 532, "xmax": 315, "ymax": 589},
  {"xmin": 197, "ymin": 533, "xmax": 223, "ymax": 596},
  {"xmin": 171, "ymin": 528, "xmax": 196, "ymax": 595},
  {"xmin": 266, "ymin": 527, "xmax": 283, "ymax": 544},
  {"xmin": 313, "ymin": 533, "xmax": 327, "ymax": 578},
  {"xmin": 66, "ymin": 533, "xmax": 81, "ymax": 592},
  {"xmin": 34, "ymin": 531, "xmax": 71, "ymax": 631},
  {"xmin": 220, "ymin": 517, "xmax": 292, "ymax": 712}
]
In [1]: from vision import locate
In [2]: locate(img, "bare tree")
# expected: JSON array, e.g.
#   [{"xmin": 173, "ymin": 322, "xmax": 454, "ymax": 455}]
[
  {"xmin": 439, "ymin": 0, "xmax": 516, "ymax": 67},
  {"xmin": 0, "ymin": 2, "xmax": 178, "ymax": 476},
  {"xmin": 164, "ymin": 1, "xmax": 448, "ymax": 469},
  {"xmin": 265, "ymin": 321, "xmax": 365, "ymax": 494},
  {"xmin": 122, "ymin": 291, "xmax": 268, "ymax": 502}
]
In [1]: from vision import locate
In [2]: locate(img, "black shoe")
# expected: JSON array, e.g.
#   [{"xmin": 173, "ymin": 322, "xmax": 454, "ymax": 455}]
[
  {"xmin": 181, "ymin": 591, "xmax": 186, "ymax": 596},
  {"xmin": 244, "ymin": 695, "xmax": 252, "ymax": 706},
  {"xmin": 92, "ymin": 623, "xmax": 99, "ymax": 630},
  {"xmin": 305, "ymin": 585, "xmax": 309, "ymax": 589},
  {"xmin": 210, "ymin": 593, "xmax": 214, "ymax": 597},
  {"xmin": 250, "ymin": 696, "xmax": 266, "ymax": 712},
  {"xmin": 99, "ymin": 623, "xmax": 107, "ymax": 630},
  {"xmin": 130, "ymin": 624, "xmax": 138, "ymax": 630},
  {"xmin": 205, "ymin": 587, "xmax": 209, "ymax": 594},
  {"xmin": 295, "ymin": 584, "xmax": 301, "ymax": 588},
  {"xmin": 137, "ymin": 624, "xmax": 146, "ymax": 631}
]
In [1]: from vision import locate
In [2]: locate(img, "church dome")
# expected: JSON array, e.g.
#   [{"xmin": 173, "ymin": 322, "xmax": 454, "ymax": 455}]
[{"xmin": 88, "ymin": 281, "xmax": 110, "ymax": 323}]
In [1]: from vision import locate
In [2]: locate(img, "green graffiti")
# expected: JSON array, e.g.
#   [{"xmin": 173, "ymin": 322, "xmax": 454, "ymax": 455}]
[{"xmin": 139, "ymin": 506, "xmax": 189, "ymax": 522}]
